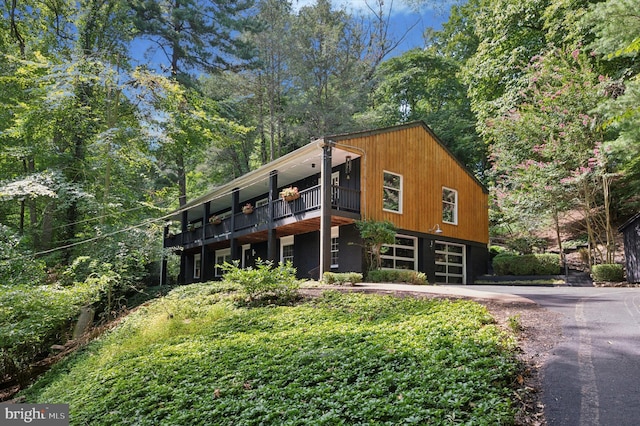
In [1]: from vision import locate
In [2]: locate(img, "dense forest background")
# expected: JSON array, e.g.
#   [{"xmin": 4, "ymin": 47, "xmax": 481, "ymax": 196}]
[{"xmin": 1, "ymin": 0, "xmax": 639, "ymax": 288}]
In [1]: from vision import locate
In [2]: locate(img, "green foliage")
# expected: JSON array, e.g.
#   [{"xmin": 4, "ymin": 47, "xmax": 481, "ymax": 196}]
[
  {"xmin": 286, "ymin": 0, "xmax": 371, "ymax": 139},
  {"xmin": 507, "ymin": 314, "xmax": 523, "ymax": 334},
  {"xmin": 591, "ymin": 263, "xmax": 625, "ymax": 282},
  {"xmin": 221, "ymin": 259, "xmax": 300, "ymax": 302},
  {"xmin": 506, "ymin": 236, "xmax": 549, "ymax": 255},
  {"xmin": 355, "ymin": 219, "xmax": 397, "ymax": 273},
  {"xmin": 130, "ymin": 0, "xmax": 257, "ymax": 84},
  {"xmin": 489, "ymin": 245, "xmax": 512, "ymax": 259},
  {"xmin": 0, "ymin": 224, "xmax": 46, "ymax": 286},
  {"xmin": 493, "ymin": 253, "xmax": 561, "ymax": 276},
  {"xmin": 322, "ymin": 272, "xmax": 363, "ymax": 285},
  {"xmin": 23, "ymin": 291, "xmax": 519, "ymax": 425},
  {"xmin": 0, "ymin": 280, "xmax": 104, "ymax": 384},
  {"xmin": 367, "ymin": 269, "xmax": 429, "ymax": 285}
]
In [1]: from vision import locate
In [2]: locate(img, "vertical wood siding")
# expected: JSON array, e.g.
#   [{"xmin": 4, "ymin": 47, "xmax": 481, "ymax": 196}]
[{"xmin": 337, "ymin": 124, "xmax": 489, "ymax": 245}]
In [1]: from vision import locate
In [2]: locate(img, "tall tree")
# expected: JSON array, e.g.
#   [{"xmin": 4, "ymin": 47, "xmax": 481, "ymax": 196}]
[
  {"xmin": 286, "ymin": 0, "xmax": 370, "ymax": 143},
  {"xmin": 489, "ymin": 48, "xmax": 616, "ymax": 262},
  {"xmin": 584, "ymin": 0, "xmax": 640, "ymax": 212},
  {"xmin": 245, "ymin": 0, "xmax": 292, "ymax": 162},
  {"xmin": 461, "ymin": 0, "xmax": 549, "ymax": 136},
  {"xmin": 130, "ymin": 0, "xmax": 258, "ymax": 85},
  {"xmin": 130, "ymin": 0, "xmax": 258, "ymax": 206}
]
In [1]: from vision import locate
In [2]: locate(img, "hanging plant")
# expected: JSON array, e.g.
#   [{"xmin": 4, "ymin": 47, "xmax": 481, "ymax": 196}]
[
  {"xmin": 242, "ymin": 203, "xmax": 254, "ymax": 214},
  {"xmin": 280, "ymin": 186, "xmax": 300, "ymax": 201}
]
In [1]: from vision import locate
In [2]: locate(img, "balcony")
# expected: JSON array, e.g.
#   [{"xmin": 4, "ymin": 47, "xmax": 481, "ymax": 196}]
[{"xmin": 164, "ymin": 184, "xmax": 360, "ymax": 248}]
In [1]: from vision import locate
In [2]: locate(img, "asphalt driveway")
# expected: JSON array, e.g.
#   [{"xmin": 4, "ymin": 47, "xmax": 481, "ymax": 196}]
[{"xmin": 475, "ymin": 285, "xmax": 640, "ymax": 426}]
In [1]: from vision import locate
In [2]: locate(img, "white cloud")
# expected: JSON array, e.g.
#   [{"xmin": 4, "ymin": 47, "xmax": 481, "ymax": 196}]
[
  {"xmin": 291, "ymin": 0, "xmax": 414, "ymax": 15},
  {"xmin": 290, "ymin": 0, "xmax": 457, "ymax": 18}
]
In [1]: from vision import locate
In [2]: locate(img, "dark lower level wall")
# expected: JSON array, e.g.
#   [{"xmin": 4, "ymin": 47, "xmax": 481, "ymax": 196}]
[
  {"xmin": 291, "ymin": 224, "xmax": 364, "ymax": 280},
  {"xmin": 178, "ymin": 225, "xmax": 487, "ymax": 285}
]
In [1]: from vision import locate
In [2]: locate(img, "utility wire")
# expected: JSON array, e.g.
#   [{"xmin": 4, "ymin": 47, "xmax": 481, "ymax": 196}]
[{"xmin": 2, "ymin": 151, "xmax": 328, "ymax": 263}]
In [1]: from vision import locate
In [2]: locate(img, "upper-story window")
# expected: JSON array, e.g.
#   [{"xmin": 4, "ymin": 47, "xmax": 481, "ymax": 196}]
[
  {"xmin": 383, "ymin": 171, "xmax": 402, "ymax": 213},
  {"xmin": 442, "ymin": 187, "xmax": 458, "ymax": 224}
]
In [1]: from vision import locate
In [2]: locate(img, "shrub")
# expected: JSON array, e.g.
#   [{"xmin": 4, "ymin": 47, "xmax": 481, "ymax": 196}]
[
  {"xmin": 367, "ymin": 269, "xmax": 429, "ymax": 285},
  {"xmin": 322, "ymin": 272, "xmax": 363, "ymax": 285},
  {"xmin": 489, "ymin": 245, "xmax": 512, "ymax": 260},
  {"xmin": 355, "ymin": 219, "xmax": 396, "ymax": 273},
  {"xmin": 506, "ymin": 236, "xmax": 548, "ymax": 254},
  {"xmin": 535, "ymin": 254, "xmax": 562, "ymax": 275},
  {"xmin": 493, "ymin": 253, "xmax": 561, "ymax": 275},
  {"xmin": 0, "ymin": 279, "xmax": 104, "ymax": 385},
  {"xmin": 221, "ymin": 259, "xmax": 300, "ymax": 302},
  {"xmin": 591, "ymin": 264, "xmax": 624, "ymax": 282},
  {"xmin": 0, "ymin": 224, "xmax": 46, "ymax": 286}
]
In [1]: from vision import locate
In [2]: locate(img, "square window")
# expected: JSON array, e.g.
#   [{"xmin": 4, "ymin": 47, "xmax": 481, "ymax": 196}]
[{"xmin": 383, "ymin": 171, "xmax": 402, "ymax": 213}]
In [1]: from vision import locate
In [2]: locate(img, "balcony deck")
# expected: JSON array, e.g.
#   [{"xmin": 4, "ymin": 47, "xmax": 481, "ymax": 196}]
[{"xmin": 165, "ymin": 185, "xmax": 360, "ymax": 249}]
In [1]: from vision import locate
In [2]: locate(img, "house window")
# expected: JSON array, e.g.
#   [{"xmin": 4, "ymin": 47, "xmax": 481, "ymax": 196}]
[
  {"xmin": 383, "ymin": 171, "xmax": 402, "ymax": 213},
  {"xmin": 381, "ymin": 234, "xmax": 417, "ymax": 270},
  {"xmin": 330, "ymin": 226, "xmax": 339, "ymax": 268},
  {"xmin": 442, "ymin": 187, "xmax": 458, "ymax": 224},
  {"xmin": 215, "ymin": 248, "xmax": 232, "ymax": 277},
  {"xmin": 193, "ymin": 253, "xmax": 201, "ymax": 279},
  {"xmin": 280, "ymin": 235, "xmax": 294, "ymax": 264},
  {"xmin": 256, "ymin": 198, "xmax": 269, "ymax": 208}
]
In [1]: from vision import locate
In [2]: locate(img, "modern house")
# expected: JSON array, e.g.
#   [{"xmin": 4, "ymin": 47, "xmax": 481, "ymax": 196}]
[
  {"xmin": 162, "ymin": 121, "xmax": 489, "ymax": 285},
  {"xmin": 619, "ymin": 212, "xmax": 640, "ymax": 283}
]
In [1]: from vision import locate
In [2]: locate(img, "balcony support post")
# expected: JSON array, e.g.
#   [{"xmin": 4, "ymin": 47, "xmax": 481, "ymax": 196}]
[
  {"xmin": 179, "ymin": 210, "xmax": 188, "ymax": 284},
  {"xmin": 319, "ymin": 140, "xmax": 334, "ymax": 278},
  {"xmin": 268, "ymin": 170, "xmax": 278, "ymax": 262},
  {"xmin": 201, "ymin": 201, "xmax": 211, "ymax": 281},
  {"xmin": 231, "ymin": 188, "xmax": 240, "ymax": 263}
]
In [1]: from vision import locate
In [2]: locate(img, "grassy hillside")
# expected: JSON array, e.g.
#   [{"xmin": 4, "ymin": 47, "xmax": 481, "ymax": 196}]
[{"xmin": 23, "ymin": 284, "xmax": 520, "ymax": 425}]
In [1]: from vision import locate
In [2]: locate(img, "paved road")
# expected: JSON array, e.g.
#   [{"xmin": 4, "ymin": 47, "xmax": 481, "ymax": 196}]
[{"xmin": 473, "ymin": 286, "xmax": 640, "ymax": 426}]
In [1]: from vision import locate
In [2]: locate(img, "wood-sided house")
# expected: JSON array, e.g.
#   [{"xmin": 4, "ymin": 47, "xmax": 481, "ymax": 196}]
[{"xmin": 162, "ymin": 121, "xmax": 489, "ymax": 285}]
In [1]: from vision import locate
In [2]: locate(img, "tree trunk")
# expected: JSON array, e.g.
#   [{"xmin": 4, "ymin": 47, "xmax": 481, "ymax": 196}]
[
  {"xmin": 177, "ymin": 153, "xmax": 187, "ymax": 207},
  {"xmin": 41, "ymin": 202, "xmax": 54, "ymax": 252}
]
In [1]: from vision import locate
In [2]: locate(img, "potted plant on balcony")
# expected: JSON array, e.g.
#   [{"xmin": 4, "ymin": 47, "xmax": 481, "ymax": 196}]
[
  {"xmin": 242, "ymin": 203, "xmax": 254, "ymax": 214},
  {"xmin": 209, "ymin": 215, "xmax": 222, "ymax": 225},
  {"xmin": 280, "ymin": 186, "xmax": 300, "ymax": 202}
]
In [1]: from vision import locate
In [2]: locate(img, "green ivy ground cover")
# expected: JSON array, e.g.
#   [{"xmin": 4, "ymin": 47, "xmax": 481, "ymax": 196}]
[{"xmin": 23, "ymin": 285, "xmax": 519, "ymax": 425}]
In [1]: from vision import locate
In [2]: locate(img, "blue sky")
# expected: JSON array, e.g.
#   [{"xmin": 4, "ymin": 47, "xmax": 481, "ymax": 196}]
[
  {"xmin": 129, "ymin": 1, "xmax": 454, "ymax": 72},
  {"xmin": 292, "ymin": 0, "xmax": 453, "ymax": 54}
]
